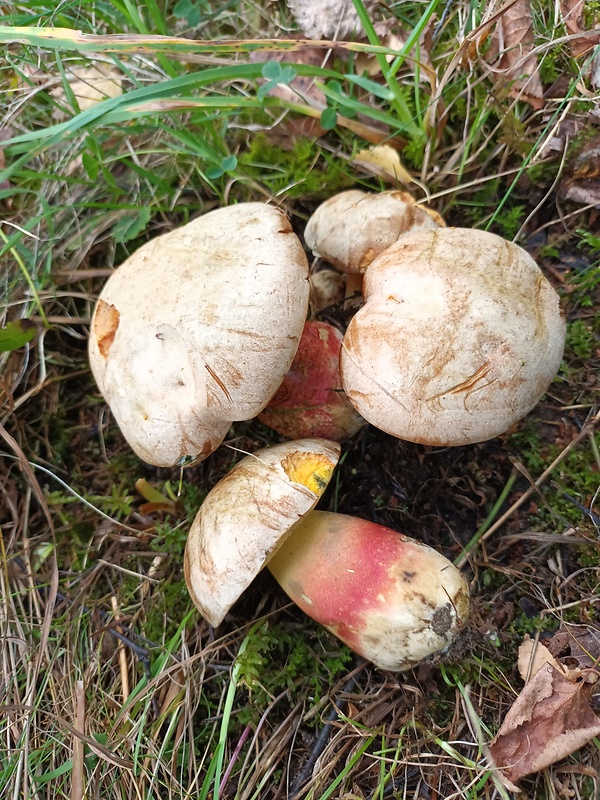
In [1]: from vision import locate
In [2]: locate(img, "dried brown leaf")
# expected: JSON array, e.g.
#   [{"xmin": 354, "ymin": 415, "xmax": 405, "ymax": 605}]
[
  {"xmin": 547, "ymin": 625, "xmax": 600, "ymax": 671},
  {"xmin": 559, "ymin": 134, "xmax": 600, "ymax": 206},
  {"xmin": 286, "ymin": 0, "xmax": 375, "ymax": 40},
  {"xmin": 493, "ymin": 0, "xmax": 544, "ymax": 109},
  {"xmin": 561, "ymin": 178, "xmax": 600, "ymax": 206},
  {"xmin": 560, "ymin": 0, "xmax": 600, "ymax": 58},
  {"xmin": 50, "ymin": 64, "xmax": 122, "ymax": 119},
  {"xmin": 517, "ymin": 636, "xmax": 563, "ymax": 682},
  {"xmin": 489, "ymin": 662, "xmax": 600, "ymax": 788}
]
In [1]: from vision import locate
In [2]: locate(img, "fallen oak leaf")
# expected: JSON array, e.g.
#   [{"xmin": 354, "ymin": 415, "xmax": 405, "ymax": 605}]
[
  {"xmin": 560, "ymin": 0, "xmax": 600, "ymax": 58},
  {"xmin": 547, "ymin": 625, "xmax": 600, "ymax": 672},
  {"xmin": 489, "ymin": 661, "xmax": 600, "ymax": 789}
]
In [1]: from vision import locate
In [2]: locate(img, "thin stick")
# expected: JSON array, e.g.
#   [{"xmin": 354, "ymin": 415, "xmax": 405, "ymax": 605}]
[
  {"xmin": 459, "ymin": 410, "xmax": 600, "ymax": 567},
  {"xmin": 111, "ymin": 597, "xmax": 130, "ymax": 702}
]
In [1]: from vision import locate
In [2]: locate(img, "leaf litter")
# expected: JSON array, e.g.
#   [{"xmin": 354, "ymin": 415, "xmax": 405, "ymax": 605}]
[
  {"xmin": 487, "ymin": 0, "xmax": 544, "ymax": 109},
  {"xmin": 489, "ymin": 636, "xmax": 600, "ymax": 790}
]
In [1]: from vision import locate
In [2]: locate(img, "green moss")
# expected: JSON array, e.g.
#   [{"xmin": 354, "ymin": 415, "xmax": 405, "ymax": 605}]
[
  {"xmin": 566, "ymin": 318, "xmax": 597, "ymax": 360},
  {"xmin": 238, "ymin": 135, "xmax": 354, "ymax": 199},
  {"xmin": 577, "ymin": 545, "xmax": 600, "ymax": 568},
  {"xmin": 234, "ymin": 620, "xmax": 353, "ymax": 725},
  {"xmin": 508, "ymin": 611, "xmax": 558, "ymax": 637},
  {"xmin": 491, "ymin": 204, "xmax": 527, "ymax": 239},
  {"xmin": 507, "ymin": 422, "xmax": 547, "ymax": 472}
]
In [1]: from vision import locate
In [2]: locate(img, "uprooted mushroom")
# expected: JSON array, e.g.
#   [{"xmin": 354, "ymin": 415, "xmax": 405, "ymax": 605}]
[
  {"xmin": 184, "ymin": 439, "xmax": 470, "ymax": 672},
  {"xmin": 89, "ymin": 203, "xmax": 310, "ymax": 466}
]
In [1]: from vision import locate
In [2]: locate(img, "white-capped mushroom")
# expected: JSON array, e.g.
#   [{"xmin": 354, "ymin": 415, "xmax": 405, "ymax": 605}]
[
  {"xmin": 340, "ymin": 227, "xmax": 566, "ymax": 445},
  {"xmin": 304, "ymin": 189, "xmax": 443, "ymax": 274},
  {"xmin": 184, "ymin": 438, "xmax": 470, "ymax": 672},
  {"xmin": 89, "ymin": 203, "xmax": 310, "ymax": 466},
  {"xmin": 184, "ymin": 438, "xmax": 341, "ymax": 627}
]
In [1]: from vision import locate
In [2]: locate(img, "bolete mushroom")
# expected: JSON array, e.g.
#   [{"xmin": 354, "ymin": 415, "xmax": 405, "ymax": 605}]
[
  {"xmin": 184, "ymin": 438, "xmax": 470, "ymax": 672},
  {"xmin": 89, "ymin": 203, "xmax": 310, "ymax": 466},
  {"xmin": 304, "ymin": 189, "xmax": 443, "ymax": 274},
  {"xmin": 258, "ymin": 320, "xmax": 364, "ymax": 441},
  {"xmin": 340, "ymin": 227, "xmax": 566, "ymax": 446},
  {"xmin": 268, "ymin": 511, "xmax": 470, "ymax": 672}
]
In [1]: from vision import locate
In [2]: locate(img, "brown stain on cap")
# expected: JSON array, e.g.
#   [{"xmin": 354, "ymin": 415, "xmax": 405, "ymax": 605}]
[{"xmin": 93, "ymin": 300, "xmax": 120, "ymax": 358}]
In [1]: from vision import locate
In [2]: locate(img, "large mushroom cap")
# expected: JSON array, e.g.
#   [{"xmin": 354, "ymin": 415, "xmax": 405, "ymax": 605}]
[
  {"xmin": 304, "ymin": 189, "xmax": 442, "ymax": 274},
  {"xmin": 89, "ymin": 203, "xmax": 310, "ymax": 466},
  {"xmin": 268, "ymin": 511, "xmax": 470, "ymax": 671},
  {"xmin": 184, "ymin": 438, "xmax": 341, "ymax": 627},
  {"xmin": 340, "ymin": 227, "xmax": 566, "ymax": 446}
]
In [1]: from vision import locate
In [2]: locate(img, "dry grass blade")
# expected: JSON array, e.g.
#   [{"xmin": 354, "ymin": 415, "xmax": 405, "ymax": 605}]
[{"xmin": 70, "ymin": 680, "xmax": 85, "ymax": 800}]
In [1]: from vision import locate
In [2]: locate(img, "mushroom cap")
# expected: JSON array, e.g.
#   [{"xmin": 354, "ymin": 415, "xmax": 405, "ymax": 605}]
[
  {"xmin": 258, "ymin": 320, "xmax": 364, "ymax": 441},
  {"xmin": 268, "ymin": 511, "xmax": 470, "ymax": 671},
  {"xmin": 184, "ymin": 438, "xmax": 341, "ymax": 627},
  {"xmin": 89, "ymin": 203, "xmax": 310, "ymax": 466},
  {"xmin": 340, "ymin": 227, "xmax": 566, "ymax": 446},
  {"xmin": 304, "ymin": 189, "xmax": 442, "ymax": 274}
]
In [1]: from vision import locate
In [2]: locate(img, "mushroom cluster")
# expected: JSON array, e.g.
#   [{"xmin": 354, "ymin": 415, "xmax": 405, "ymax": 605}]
[
  {"xmin": 89, "ymin": 191, "xmax": 566, "ymax": 672},
  {"xmin": 304, "ymin": 189, "xmax": 566, "ymax": 446}
]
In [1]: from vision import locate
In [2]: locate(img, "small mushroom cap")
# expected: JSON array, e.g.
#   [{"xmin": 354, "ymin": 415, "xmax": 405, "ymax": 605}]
[
  {"xmin": 268, "ymin": 511, "xmax": 470, "ymax": 671},
  {"xmin": 340, "ymin": 227, "xmax": 566, "ymax": 446},
  {"xmin": 258, "ymin": 320, "xmax": 364, "ymax": 441},
  {"xmin": 184, "ymin": 438, "xmax": 341, "ymax": 627},
  {"xmin": 89, "ymin": 203, "xmax": 309, "ymax": 466},
  {"xmin": 304, "ymin": 189, "xmax": 442, "ymax": 274}
]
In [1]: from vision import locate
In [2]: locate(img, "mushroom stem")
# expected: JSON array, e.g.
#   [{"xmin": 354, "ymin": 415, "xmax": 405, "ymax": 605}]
[{"xmin": 268, "ymin": 511, "xmax": 470, "ymax": 671}]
